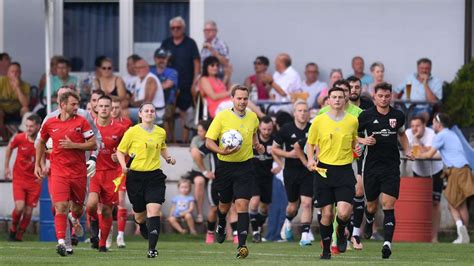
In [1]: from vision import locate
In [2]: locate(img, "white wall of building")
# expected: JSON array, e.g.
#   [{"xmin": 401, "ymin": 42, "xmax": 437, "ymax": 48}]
[
  {"xmin": 4, "ymin": 0, "xmax": 45, "ymax": 86},
  {"xmin": 204, "ymin": 0, "xmax": 465, "ymax": 89}
]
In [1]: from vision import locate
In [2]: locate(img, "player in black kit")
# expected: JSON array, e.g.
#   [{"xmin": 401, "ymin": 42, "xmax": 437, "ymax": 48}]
[
  {"xmin": 272, "ymin": 100, "xmax": 313, "ymax": 246},
  {"xmin": 249, "ymin": 116, "xmax": 283, "ymax": 242},
  {"xmin": 358, "ymin": 82, "xmax": 413, "ymax": 259},
  {"xmin": 347, "ymin": 75, "xmax": 374, "ymax": 249}
]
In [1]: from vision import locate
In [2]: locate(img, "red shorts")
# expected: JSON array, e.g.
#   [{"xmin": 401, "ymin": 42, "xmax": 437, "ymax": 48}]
[
  {"xmin": 50, "ymin": 175, "xmax": 87, "ymax": 205},
  {"xmin": 13, "ymin": 180, "xmax": 42, "ymax": 207},
  {"xmin": 90, "ymin": 170, "xmax": 119, "ymax": 205}
]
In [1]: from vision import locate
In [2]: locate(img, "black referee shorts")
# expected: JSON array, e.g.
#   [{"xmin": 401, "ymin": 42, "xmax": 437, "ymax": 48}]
[
  {"xmin": 214, "ymin": 159, "xmax": 256, "ymax": 203},
  {"xmin": 126, "ymin": 169, "xmax": 167, "ymax": 213},
  {"xmin": 313, "ymin": 162, "xmax": 356, "ymax": 208},
  {"xmin": 363, "ymin": 168, "xmax": 400, "ymax": 202},
  {"xmin": 283, "ymin": 168, "xmax": 314, "ymax": 203},
  {"xmin": 252, "ymin": 175, "xmax": 273, "ymax": 204}
]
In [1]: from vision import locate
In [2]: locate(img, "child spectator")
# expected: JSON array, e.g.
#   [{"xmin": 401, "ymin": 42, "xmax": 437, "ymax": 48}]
[{"xmin": 168, "ymin": 179, "xmax": 197, "ymax": 235}]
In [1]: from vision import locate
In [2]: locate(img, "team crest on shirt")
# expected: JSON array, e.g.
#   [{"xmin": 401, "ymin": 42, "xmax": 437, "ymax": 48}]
[
  {"xmin": 75, "ymin": 127, "xmax": 81, "ymax": 133},
  {"xmin": 112, "ymin": 135, "xmax": 118, "ymax": 141},
  {"xmin": 389, "ymin": 119, "xmax": 397, "ymax": 128}
]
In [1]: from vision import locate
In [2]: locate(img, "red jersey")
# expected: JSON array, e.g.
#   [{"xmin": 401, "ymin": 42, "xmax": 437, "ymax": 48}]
[
  {"xmin": 9, "ymin": 133, "xmax": 36, "ymax": 182},
  {"xmin": 40, "ymin": 114, "xmax": 94, "ymax": 178},
  {"xmin": 114, "ymin": 117, "xmax": 133, "ymax": 129},
  {"xmin": 95, "ymin": 119, "xmax": 127, "ymax": 171}
]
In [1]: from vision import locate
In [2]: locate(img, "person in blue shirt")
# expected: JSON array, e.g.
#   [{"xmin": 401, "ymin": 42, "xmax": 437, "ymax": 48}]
[
  {"xmin": 394, "ymin": 58, "xmax": 443, "ymax": 122},
  {"xmin": 168, "ymin": 179, "xmax": 197, "ymax": 235},
  {"xmin": 150, "ymin": 48, "xmax": 178, "ymax": 142},
  {"xmin": 351, "ymin": 56, "xmax": 373, "ymax": 88},
  {"xmin": 419, "ymin": 113, "xmax": 474, "ymax": 244}
]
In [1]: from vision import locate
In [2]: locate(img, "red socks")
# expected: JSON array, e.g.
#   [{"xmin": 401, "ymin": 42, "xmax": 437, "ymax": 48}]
[
  {"xmin": 99, "ymin": 216, "xmax": 113, "ymax": 247},
  {"xmin": 11, "ymin": 209, "xmax": 21, "ymax": 232},
  {"xmin": 117, "ymin": 209, "xmax": 127, "ymax": 232},
  {"xmin": 19, "ymin": 213, "xmax": 32, "ymax": 232},
  {"xmin": 55, "ymin": 213, "xmax": 67, "ymax": 239}
]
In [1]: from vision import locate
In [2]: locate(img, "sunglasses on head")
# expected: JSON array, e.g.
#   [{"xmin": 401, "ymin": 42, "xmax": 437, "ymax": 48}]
[{"xmin": 101, "ymin": 66, "xmax": 112, "ymax": 70}]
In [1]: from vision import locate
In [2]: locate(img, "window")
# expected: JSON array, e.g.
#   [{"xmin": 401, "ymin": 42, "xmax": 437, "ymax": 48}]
[
  {"xmin": 133, "ymin": 0, "xmax": 189, "ymax": 63},
  {"xmin": 63, "ymin": 2, "xmax": 119, "ymax": 72}
]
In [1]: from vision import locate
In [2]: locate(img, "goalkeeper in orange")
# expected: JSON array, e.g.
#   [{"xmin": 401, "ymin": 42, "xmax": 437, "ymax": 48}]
[{"xmin": 85, "ymin": 95, "xmax": 128, "ymax": 252}]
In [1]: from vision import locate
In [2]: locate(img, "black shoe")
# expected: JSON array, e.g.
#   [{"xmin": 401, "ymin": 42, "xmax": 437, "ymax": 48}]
[
  {"xmin": 8, "ymin": 230, "xmax": 16, "ymax": 241},
  {"xmin": 71, "ymin": 234, "xmax": 79, "ymax": 246},
  {"xmin": 56, "ymin": 244, "xmax": 67, "ymax": 257},
  {"xmin": 364, "ymin": 222, "xmax": 373, "ymax": 240},
  {"xmin": 252, "ymin": 232, "xmax": 261, "ymax": 243},
  {"xmin": 139, "ymin": 223, "xmax": 149, "ymax": 240},
  {"xmin": 236, "ymin": 246, "xmax": 249, "ymax": 259},
  {"xmin": 336, "ymin": 226, "xmax": 347, "ymax": 253},
  {"xmin": 90, "ymin": 236, "xmax": 99, "ymax": 249},
  {"xmin": 99, "ymin": 246, "xmax": 108, "ymax": 252},
  {"xmin": 382, "ymin": 244, "xmax": 392, "ymax": 259},
  {"xmin": 66, "ymin": 249, "xmax": 74, "ymax": 255},
  {"xmin": 215, "ymin": 225, "xmax": 226, "ymax": 244},
  {"xmin": 320, "ymin": 253, "xmax": 331, "ymax": 260},
  {"xmin": 147, "ymin": 249, "xmax": 158, "ymax": 258}
]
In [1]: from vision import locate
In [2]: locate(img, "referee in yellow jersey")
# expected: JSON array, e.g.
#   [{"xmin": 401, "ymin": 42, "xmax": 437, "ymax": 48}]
[
  {"xmin": 306, "ymin": 87, "xmax": 360, "ymax": 260},
  {"xmin": 205, "ymin": 85, "xmax": 264, "ymax": 259},
  {"xmin": 116, "ymin": 102, "xmax": 176, "ymax": 259}
]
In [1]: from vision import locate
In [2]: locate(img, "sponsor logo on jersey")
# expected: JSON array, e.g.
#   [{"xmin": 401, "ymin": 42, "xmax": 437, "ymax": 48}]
[{"xmin": 373, "ymin": 119, "xmax": 379, "ymax": 124}]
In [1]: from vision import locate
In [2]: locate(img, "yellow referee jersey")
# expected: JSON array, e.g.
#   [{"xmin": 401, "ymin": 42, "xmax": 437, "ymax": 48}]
[
  {"xmin": 307, "ymin": 113, "xmax": 358, "ymax": 165},
  {"xmin": 206, "ymin": 109, "xmax": 258, "ymax": 162},
  {"xmin": 117, "ymin": 125, "xmax": 167, "ymax": 171}
]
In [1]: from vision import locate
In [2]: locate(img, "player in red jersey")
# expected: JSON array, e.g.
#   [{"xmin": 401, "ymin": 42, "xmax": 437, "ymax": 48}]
[
  {"xmin": 4, "ymin": 114, "xmax": 43, "ymax": 241},
  {"xmin": 34, "ymin": 90, "xmax": 97, "ymax": 256},
  {"xmin": 86, "ymin": 96, "xmax": 127, "ymax": 252},
  {"xmin": 111, "ymin": 98, "xmax": 132, "ymax": 247}
]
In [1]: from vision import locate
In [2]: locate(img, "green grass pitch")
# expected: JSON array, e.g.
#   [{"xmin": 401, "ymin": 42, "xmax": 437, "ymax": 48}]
[{"xmin": 0, "ymin": 234, "xmax": 473, "ymax": 265}]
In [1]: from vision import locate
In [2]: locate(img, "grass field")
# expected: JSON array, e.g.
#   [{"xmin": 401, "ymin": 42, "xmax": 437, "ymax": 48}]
[{"xmin": 0, "ymin": 233, "xmax": 473, "ymax": 265}]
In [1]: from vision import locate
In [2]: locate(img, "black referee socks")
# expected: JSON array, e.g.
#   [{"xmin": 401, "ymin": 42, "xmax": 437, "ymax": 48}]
[
  {"xmin": 336, "ymin": 216, "xmax": 348, "ymax": 238},
  {"xmin": 207, "ymin": 220, "xmax": 216, "ymax": 232},
  {"xmin": 217, "ymin": 209, "xmax": 227, "ymax": 229},
  {"xmin": 237, "ymin": 213, "xmax": 249, "ymax": 247},
  {"xmin": 257, "ymin": 212, "xmax": 268, "ymax": 228},
  {"xmin": 147, "ymin": 216, "xmax": 160, "ymax": 251},
  {"xmin": 353, "ymin": 196, "xmax": 365, "ymax": 228},
  {"xmin": 319, "ymin": 224, "xmax": 333, "ymax": 254},
  {"xmin": 364, "ymin": 208, "xmax": 375, "ymax": 225},
  {"xmin": 250, "ymin": 212, "xmax": 259, "ymax": 232},
  {"xmin": 383, "ymin": 209, "xmax": 395, "ymax": 243}
]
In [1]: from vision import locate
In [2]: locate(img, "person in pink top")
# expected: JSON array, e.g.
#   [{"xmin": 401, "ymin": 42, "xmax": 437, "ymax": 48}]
[
  {"xmin": 244, "ymin": 56, "xmax": 272, "ymax": 100},
  {"xmin": 199, "ymin": 56, "xmax": 232, "ymax": 118},
  {"xmin": 317, "ymin": 68, "xmax": 343, "ymax": 107}
]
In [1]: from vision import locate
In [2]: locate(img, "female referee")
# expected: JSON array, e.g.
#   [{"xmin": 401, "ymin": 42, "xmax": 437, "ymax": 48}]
[{"xmin": 116, "ymin": 102, "xmax": 176, "ymax": 258}]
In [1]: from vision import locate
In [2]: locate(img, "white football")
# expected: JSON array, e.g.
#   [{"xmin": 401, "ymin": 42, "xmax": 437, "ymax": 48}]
[{"xmin": 221, "ymin": 130, "xmax": 243, "ymax": 149}]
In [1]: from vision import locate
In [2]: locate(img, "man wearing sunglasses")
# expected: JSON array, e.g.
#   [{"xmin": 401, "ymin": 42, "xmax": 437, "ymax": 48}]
[{"xmin": 160, "ymin": 16, "xmax": 200, "ymax": 144}]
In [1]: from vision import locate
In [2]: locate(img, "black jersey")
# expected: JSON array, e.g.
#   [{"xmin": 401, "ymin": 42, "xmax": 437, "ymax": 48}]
[
  {"xmin": 253, "ymin": 134, "xmax": 274, "ymax": 179},
  {"xmin": 274, "ymin": 122, "xmax": 310, "ymax": 169},
  {"xmin": 358, "ymin": 106, "xmax": 405, "ymax": 172},
  {"xmin": 359, "ymin": 96, "xmax": 375, "ymax": 110}
]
